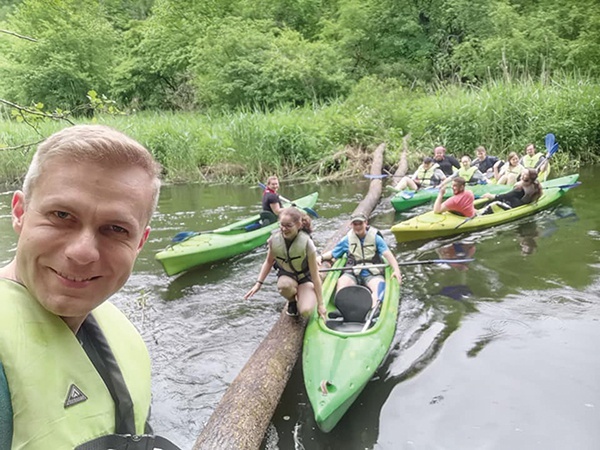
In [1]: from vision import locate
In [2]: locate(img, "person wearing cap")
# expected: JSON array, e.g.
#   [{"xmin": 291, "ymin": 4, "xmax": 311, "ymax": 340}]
[
  {"xmin": 433, "ymin": 146, "xmax": 460, "ymax": 176},
  {"xmin": 318, "ymin": 213, "xmax": 402, "ymax": 308},
  {"xmin": 434, "ymin": 176, "xmax": 476, "ymax": 218},
  {"xmin": 393, "ymin": 156, "xmax": 446, "ymax": 191}
]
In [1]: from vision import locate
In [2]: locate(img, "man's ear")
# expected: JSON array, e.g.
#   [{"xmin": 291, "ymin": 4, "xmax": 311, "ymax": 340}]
[{"xmin": 11, "ymin": 191, "xmax": 26, "ymax": 234}]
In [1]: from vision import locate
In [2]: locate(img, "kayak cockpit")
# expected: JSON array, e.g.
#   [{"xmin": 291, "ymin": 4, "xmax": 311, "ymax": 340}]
[{"xmin": 325, "ymin": 285, "xmax": 375, "ymax": 333}]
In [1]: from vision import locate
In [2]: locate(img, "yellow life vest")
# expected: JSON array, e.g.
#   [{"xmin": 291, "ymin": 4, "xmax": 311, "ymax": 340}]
[
  {"xmin": 521, "ymin": 153, "xmax": 543, "ymax": 169},
  {"xmin": 458, "ymin": 166, "xmax": 477, "ymax": 181},
  {"xmin": 347, "ymin": 227, "xmax": 383, "ymax": 275},
  {"xmin": 271, "ymin": 230, "xmax": 311, "ymax": 280},
  {"xmin": 415, "ymin": 163, "xmax": 441, "ymax": 187},
  {"xmin": 0, "ymin": 279, "xmax": 151, "ymax": 450}
]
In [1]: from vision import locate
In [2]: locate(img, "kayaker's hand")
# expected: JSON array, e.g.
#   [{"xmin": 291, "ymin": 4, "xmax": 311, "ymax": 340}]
[
  {"xmin": 318, "ymin": 304, "xmax": 327, "ymax": 321},
  {"xmin": 438, "ymin": 185, "xmax": 447, "ymax": 196},
  {"xmin": 392, "ymin": 269, "xmax": 402, "ymax": 284},
  {"xmin": 481, "ymin": 193, "xmax": 494, "ymax": 199},
  {"xmin": 244, "ymin": 282, "xmax": 262, "ymax": 300}
]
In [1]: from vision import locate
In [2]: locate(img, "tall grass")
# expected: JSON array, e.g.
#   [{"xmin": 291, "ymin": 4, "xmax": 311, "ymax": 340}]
[{"xmin": 0, "ymin": 74, "xmax": 598, "ymax": 185}]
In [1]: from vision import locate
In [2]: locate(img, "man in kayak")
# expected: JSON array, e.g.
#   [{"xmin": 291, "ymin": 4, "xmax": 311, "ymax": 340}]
[
  {"xmin": 520, "ymin": 143, "xmax": 550, "ymax": 181},
  {"xmin": 393, "ymin": 156, "xmax": 446, "ymax": 191},
  {"xmin": 472, "ymin": 146, "xmax": 500, "ymax": 179},
  {"xmin": 433, "ymin": 177, "xmax": 476, "ymax": 217},
  {"xmin": 0, "ymin": 125, "xmax": 180, "ymax": 450},
  {"xmin": 433, "ymin": 146, "xmax": 460, "ymax": 176},
  {"xmin": 317, "ymin": 213, "xmax": 402, "ymax": 308},
  {"xmin": 244, "ymin": 207, "xmax": 326, "ymax": 319}
]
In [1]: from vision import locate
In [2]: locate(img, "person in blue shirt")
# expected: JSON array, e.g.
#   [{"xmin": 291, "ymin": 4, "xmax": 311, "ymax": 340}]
[{"xmin": 318, "ymin": 213, "xmax": 402, "ymax": 308}]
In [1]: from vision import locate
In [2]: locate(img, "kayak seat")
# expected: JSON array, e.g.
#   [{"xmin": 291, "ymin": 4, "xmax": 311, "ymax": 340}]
[
  {"xmin": 259, "ymin": 211, "xmax": 277, "ymax": 227},
  {"xmin": 326, "ymin": 285, "xmax": 372, "ymax": 333}
]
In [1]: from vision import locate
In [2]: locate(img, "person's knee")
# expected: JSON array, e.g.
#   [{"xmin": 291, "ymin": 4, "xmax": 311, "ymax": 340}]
[{"xmin": 277, "ymin": 277, "xmax": 297, "ymax": 299}]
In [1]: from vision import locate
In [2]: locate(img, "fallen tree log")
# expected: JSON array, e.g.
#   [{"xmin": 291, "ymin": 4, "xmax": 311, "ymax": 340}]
[{"xmin": 193, "ymin": 142, "xmax": 388, "ymax": 450}]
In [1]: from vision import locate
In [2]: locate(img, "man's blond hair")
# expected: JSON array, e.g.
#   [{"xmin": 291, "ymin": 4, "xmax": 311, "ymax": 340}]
[{"xmin": 23, "ymin": 125, "xmax": 162, "ymax": 224}]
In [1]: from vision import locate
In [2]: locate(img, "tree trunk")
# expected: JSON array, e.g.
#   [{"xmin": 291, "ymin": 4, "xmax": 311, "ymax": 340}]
[{"xmin": 193, "ymin": 143, "xmax": 388, "ymax": 450}]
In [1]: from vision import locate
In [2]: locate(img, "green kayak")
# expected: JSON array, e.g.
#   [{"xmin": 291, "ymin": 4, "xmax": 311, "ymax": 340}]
[
  {"xmin": 155, "ymin": 192, "xmax": 318, "ymax": 276},
  {"xmin": 303, "ymin": 258, "xmax": 401, "ymax": 432},
  {"xmin": 390, "ymin": 182, "xmax": 512, "ymax": 212},
  {"xmin": 391, "ymin": 174, "xmax": 579, "ymax": 243}
]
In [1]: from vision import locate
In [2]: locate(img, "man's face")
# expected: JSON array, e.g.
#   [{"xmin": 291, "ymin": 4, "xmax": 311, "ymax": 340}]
[
  {"xmin": 351, "ymin": 220, "xmax": 367, "ymax": 237},
  {"xmin": 12, "ymin": 159, "xmax": 154, "ymax": 325},
  {"xmin": 452, "ymin": 181, "xmax": 464, "ymax": 195},
  {"xmin": 476, "ymin": 150, "xmax": 486, "ymax": 161},
  {"xmin": 434, "ymin": 149, "xmax": 445, "ymax": 160},
  {"xmin": 267, "ymin": 178, "xmax": 279, "ymax": 191},
  {"xmin": 526, "ymin": 145, "xmax": 535, "ymax": 156},
  {"xmin": 461, "ymin": 158, "xmax": 470, "ymax": 167}
]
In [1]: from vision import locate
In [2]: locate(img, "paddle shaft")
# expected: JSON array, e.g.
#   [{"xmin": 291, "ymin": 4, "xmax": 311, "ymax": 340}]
[{"xmin": 318, "ymin": 258, "xmax": 475, "ymax": 272}]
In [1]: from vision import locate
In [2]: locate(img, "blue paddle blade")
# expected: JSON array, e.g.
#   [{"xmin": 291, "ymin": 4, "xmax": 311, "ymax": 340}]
[
  {"xmin": 303, "ymin": 206, "xmax": 320, "ymax": 218},
  {"xmin": 548, "ymin": 142, "xmax": 559, "ymax": 157},
  {"xmin": 545, "ymin": 133, "xmax": 556, "ymax": 151},
  {"xmin": 172, "ymin": 231, "xmax": 197, "ymax": 243},
  {"xmin": 364, "ymin": 174, "xmax": 388, "ymax": 179},
  {"xmin": 400, "ymin": 191, "xmax": 415, "ymax": 199}
]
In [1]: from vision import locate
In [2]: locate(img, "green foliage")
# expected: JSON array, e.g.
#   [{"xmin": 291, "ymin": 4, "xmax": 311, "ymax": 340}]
[
  {"xmin": 190, "ymin": 17, "xmax": 349, "ymax": 110},
  {"xmin": 0, "ymin": 0, "xmax": 120, "ymax": 110}
]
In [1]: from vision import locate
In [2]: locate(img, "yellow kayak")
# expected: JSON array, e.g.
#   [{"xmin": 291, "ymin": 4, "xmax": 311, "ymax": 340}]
[{"xmin": 391, "ymin": 174, "xmax": 579, "ymax": 243}]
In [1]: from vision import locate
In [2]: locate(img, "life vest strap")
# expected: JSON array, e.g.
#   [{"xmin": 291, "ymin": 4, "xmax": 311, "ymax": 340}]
[{"xmin": 75, "ymin": 433, "xmax": 181, "ymax": 450}]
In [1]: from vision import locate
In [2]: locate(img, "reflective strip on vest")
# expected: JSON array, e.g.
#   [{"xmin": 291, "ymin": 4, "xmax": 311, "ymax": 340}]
[{"xmin": 0, "ymin": 280, "xmax": 151, "ymax": 450}]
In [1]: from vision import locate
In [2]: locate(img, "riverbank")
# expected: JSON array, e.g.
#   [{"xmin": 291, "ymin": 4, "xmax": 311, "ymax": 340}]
[{"xmin": 0, "ymin": 75, "xmax": 596, "ymax": 185}]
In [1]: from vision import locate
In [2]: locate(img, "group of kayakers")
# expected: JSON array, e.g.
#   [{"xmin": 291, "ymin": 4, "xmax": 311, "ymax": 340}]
[
  {"xmin": 394, "ymin": 143, "xmax": 551, "ymax": 191},
  {"xmin": 245, "ymin": 176, "xmax": 402, "ymax": 319}
]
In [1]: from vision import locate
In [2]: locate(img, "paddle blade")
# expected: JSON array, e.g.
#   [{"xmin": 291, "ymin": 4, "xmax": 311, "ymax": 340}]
[
  {"xmin": 545, "ymin": 133, "xmax": 556, "ymax": 151},
  {"xmin": 548, "ymin": 142, "xmax": 559, "ymax": 158},
  {"xmin": 301, "ymin": 206, "xmax": 318, "ymax": 218},
  {"xmin": 400, "ymin": 191, "xmax": 415, "ymax": 199},
  {"xmin": 377, "ymin": 282, "xmax": 386, "ymax": 301},
  {"xmin": 172, "ymin": 231, "xmax": 197, "ymax": 243},
  {"xmin": 364, "ymin": 174, "xmax": 388, "ymax": 179}
]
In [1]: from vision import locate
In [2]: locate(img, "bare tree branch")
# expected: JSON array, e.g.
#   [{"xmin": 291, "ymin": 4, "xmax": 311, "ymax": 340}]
[
  {"xmin": 0, "ymin": 98, "xmax": 75, "ymax": 125},
  {"xmin": 0, "ymin": 29, "xmax": 37, "ymax": 42},
  {"xmin": 0, "ymin": 140, "xmax": 42, "ymax": 152}
]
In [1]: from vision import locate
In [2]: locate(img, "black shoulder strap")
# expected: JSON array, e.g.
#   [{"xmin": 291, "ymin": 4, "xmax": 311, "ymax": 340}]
[
  {"xmin": 75, "ymin": 434, "xmax": 181, "ymax": 450},
  {"xmin": 79, "ymin": 314, "xmax": 136, "ymax": 434}
]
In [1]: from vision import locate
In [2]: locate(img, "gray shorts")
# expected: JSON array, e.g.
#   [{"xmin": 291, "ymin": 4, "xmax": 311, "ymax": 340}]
[{"xmin": 340, "ymin": 271, "xmax": 384, "ymax": 287}]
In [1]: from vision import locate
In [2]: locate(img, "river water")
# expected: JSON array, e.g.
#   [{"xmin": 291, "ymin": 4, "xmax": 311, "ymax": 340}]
[{"xmin": 0, "ymin": 168, "xmax": 598, "ymax": 450}]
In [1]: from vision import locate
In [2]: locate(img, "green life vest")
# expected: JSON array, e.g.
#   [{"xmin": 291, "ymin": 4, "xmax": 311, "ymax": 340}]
[
  {"xmin": 0, "ymin": 279, "xmax": 151, "ymax": 450},
  {"xmin": 347, "ymin": 227, "xmax": 383, "ymax": 275},
  {"xmin": 415, "ymin": 163, "xmax": 441, "ymax": 187},
  {"xmin": 458, "ymin": 166, "xmax": 477, "ymax": 181},
  {"xmin": 522, "ymin": 153, "xmax": 543, "ymax": 169},
  {"xmin": 271, "ymin": 230, "xmax": 311, "ymax": 280}
]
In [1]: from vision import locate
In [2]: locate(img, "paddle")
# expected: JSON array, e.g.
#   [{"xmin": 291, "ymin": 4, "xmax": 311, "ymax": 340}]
[
  {"xmin": 171, "ymin": 223, "xmax": 259, "ymax": 243},
  {"xmin": 319, "ymin": 258, "xmax": 475, "ymax": 272},
  {"xmin": 364, "ymin": 174, "xmax": 388, "ymax": 179},
  {"xmin": 361, "ymin": 282, "xmax": 385, "ymax": 332},
  {"xmin": 258, "ymin": 182, "xmax": 319, "ymax": 218}
]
